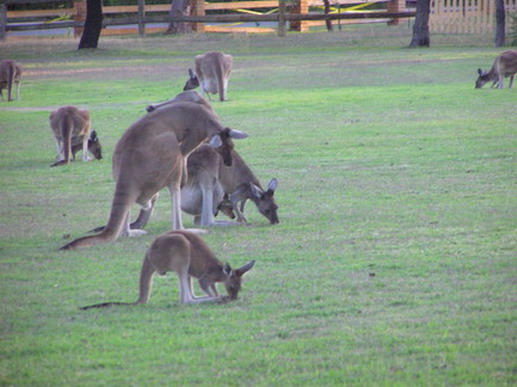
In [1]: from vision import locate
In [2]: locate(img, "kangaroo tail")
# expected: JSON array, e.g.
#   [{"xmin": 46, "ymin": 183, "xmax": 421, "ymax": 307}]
[
  {"xmin": 7, "ymin": 63, "xmax": 14, "ymax": 101},
  {"xmin": 80, "ymin": 301, "xmax": 136, "ymax": 310},
  {"xmin": 81, "ymin": 252, "xmax": 156, "ymax": 309},
  {"xmin": 60, "ymin": 181, "xmax": 136, "ymax": 250}
]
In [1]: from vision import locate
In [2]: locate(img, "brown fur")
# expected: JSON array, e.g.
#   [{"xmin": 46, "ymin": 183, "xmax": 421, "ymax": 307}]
[
  {"xmin": 80, "ymin": 230, "xmax": 255, "ymax": 309},
  {"xmin": 476, "ymin": 50, "xmax": 517, "ymax": 89},
  {"xmin": 0, "ymin": 60, "xmax": 22, "ymax": 102},
  {"xmin": 60, "ymin": 101, "xmax": 246, "ymax": 250},
  {"xmin": 49, "ymin": 106, "xmax": 99, "ymax": 167},
  {"xmin": 184, "ymin": 52, "xmax": 233, "ymax": 102}
]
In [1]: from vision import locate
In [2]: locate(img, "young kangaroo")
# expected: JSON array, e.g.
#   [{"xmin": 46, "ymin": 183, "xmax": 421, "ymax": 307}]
[
  {"xmin": 70, "ymin": 130, "xmax": 103, "ymax": 162},
  {"xmin": 476, "ymin": 50, "xmax": 517, "ymax": 89},
  {"xmin": 60, "ymin": 102, "xmax": 247, "ymax": 250},
  {"xmin": 80, "ymin": 230, "xmax": 255, "ymax": 309},
  {"xmin": 0, "ymin": 60, "xmax": 22, "ymax": 102},
  {"xmin": 183, "ymin": 52, "xmax": 233, "ymax": 102},
  {"xmin": 124, "ymin": 144, "xmax": 279, "ymax": 229},
  {"xmin": 49, "ymin": 106, "xmax": 102, "ymax": 167}
]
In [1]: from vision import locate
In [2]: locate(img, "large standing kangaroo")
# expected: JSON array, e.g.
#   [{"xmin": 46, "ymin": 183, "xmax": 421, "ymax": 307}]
[
  {"xmin": 183, "ymin": 52, "xmax": 233, "ymax": 102},
  {"xmin": 60, "ymin": 102, "xmax": 247, "ymax": 250},
  {"xmin": 0, "ymin": 59, "xmax": 22, "ymax": 102}
]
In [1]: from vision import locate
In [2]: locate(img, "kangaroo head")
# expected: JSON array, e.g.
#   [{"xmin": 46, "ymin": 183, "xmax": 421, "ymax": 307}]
[
  {"xmin": 250, "ymin": 179, "xmax": 279, "ymax": 224},
  {"xmin": 222, "ymin": 260, "xmax": 256, "ymax": 300},
  {"xmin": 209, "ymin": 128, "xmax": 248, "ymax": 167},
  {"xmin": 183, "ymin": 69, "xmax": 200, "ymax": 91},
  {"xmin": 88, "ymin": 130, "xmax": 103, "ymax": 160},
  {"xmin": 216, "ymin": 194, "xmax": 236, "ymax": 219},
  {"xmin": 475, "ymin": 68, "xmax": 490, "ymax": 89}
]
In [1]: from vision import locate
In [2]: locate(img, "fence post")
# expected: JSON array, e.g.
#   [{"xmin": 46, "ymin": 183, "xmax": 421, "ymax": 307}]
[
  {"xmin": 192, "ymin": 0, "xmax": 205, "ymax": 32},
  {"xmin": 0, "ymin": 0, "xmax": 7, "ymax": 41},
  {"xmin": 138, "ymin": 0, "xmax": 145, "ymax": 36},
  {"xmin": 291, "ymin": 0, "xmax": 308, "ymax": 32},
  {"xmin": 387, "ymin": 0, "xmax": 405, "ymax": 25},
  {"xmin": 278, "ymin": 0, "xmax": 286, "ymax": 36},
  {"xmin": 73, "ymin": 0, "xmax": 87, "ymax": 37}
]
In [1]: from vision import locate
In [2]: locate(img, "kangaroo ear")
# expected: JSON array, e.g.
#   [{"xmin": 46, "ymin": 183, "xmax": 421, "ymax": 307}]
[
  {"xmin": 267, "ymin": 178, "xmax": 278, "ymax": 193},
  {"xmin": 223, "ymin": 263, "xmax": 232, "ymax": 276},
  {"xmin": 227, "ymin": 128, "xmax": 248, "ymax": 140},
  {"xmin": 250, "ymin": 183, "xmax": 264, "ymax": 199},
  {"xmin": 208, "ymin": 134, "xmax": 222, "ymax": 148},
  {"xmin": 90, "ymin": 130, "xmax": 97, "ymax": 140},
  {"xmin": 188, "ymin": 68, "xmax": 196, "ymax": 79},
  {"xmin": 235, "ymin": 260, "xmax": 255, "ymax": 277},
  {"xmin": 477, "ymin": 68, "xmax": 483, "ymax": 76}
]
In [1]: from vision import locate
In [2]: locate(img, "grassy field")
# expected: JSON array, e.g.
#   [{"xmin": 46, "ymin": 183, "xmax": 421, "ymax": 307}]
[{"xmin": 1, "ymin": 26, "xmax": 516, "ymax": 385}]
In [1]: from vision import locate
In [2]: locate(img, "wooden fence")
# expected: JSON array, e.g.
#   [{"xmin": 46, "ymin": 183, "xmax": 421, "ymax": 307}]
[
  {"xmin": 1, "ymin": 0, "xmax": 413, "ymax": 39},
  {"xmin": 430, "ymin": 0, "xmax": 517, "ymax": 34}
]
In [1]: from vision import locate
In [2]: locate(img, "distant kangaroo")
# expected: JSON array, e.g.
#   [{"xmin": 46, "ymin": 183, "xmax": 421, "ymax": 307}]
[
  {"xmin": 60, "ymin": 101, "xmax": 247, "ymax": 250},
  {"xmin": 476, "ymin": 50, "xmax": 517, "ymax": 89},
  {"xmin": 49, "ymin": 106, "xmax": 102, "ymax": 167},
  {"xmin": 80, "ymin": 230, "xmax": 255, "ymax": 309},
  {"xmin": 0, "ymin": 59, "xmax": 22, "ymax": 102},
  {"xmin": 71, "ymin": 130, "xmax": 103, "ymax": 162},
  {"xmin": 183, "ymin": 52, "xmax": 233, "ymax": 102}
]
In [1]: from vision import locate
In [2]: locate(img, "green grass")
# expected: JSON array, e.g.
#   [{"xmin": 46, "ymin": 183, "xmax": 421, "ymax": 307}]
[{"xmin": 1, "ymin": 27, "xmax": 516, "ymax": 386}]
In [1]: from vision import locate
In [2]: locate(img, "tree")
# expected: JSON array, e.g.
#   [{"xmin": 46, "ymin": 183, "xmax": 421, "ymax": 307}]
[
  {"xmin": 78, "ymin": 0, "xmax": 103, "ymax": 49},
  {"xmin": 409, "ymin": 0, "xmax": 430, "ymax": 47},
  {"xmin": 495, "ymin": 0, "xmax": 505, "ymax": 47},
  {"xmin": 165, "ymin": 0, "xmax": 193, "ymax": 34}
]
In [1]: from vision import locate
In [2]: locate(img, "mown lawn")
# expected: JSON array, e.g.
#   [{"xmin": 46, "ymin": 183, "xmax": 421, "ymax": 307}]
[{"xmin": 0, "ymin": 27, "xmax": 515, "ymax": 385}]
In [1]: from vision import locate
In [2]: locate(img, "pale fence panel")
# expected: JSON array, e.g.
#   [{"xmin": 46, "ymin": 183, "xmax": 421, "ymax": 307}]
[{"xmin": 430, "ymin": 0, "xmax": 517, "ymax": 35}]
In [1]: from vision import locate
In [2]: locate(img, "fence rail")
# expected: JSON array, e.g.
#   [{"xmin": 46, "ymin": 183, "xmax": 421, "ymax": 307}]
[{"xmin": 1, "ymin": 0, "xmax": 413, "ymax": 39}]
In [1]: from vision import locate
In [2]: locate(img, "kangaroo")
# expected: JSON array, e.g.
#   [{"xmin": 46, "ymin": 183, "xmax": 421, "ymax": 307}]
[
  {"xmin": 476, "ymin": 50, "xmax": 517, "ymax": 89},
  {"xmin": 146, "ymin": 90, "xmax": 212, "ymax": 113},
  {"xmin": 49, "ymin": 106, "xmax": 102, "ymax": 167},
  {"xmin": 60, "ymin": 101, "xmax": 247, "ymax": 250},
  {"xmin": 80, "ymin": 230, "xmax": 255, "ymax": 309},
  {"xmin": 0, "ymin": 59, "xmax": 22, "ymax": 102},
  {"xmin": 183, "ymin": 52, "xmax": 233, "ymax": 102},
  {"xmin": 71, "ymin": 130, "xmax": 103, "ymax": 162},
  {"xmin": 124, "ymin": 144, "xmax": 279, "ymax": 229}
]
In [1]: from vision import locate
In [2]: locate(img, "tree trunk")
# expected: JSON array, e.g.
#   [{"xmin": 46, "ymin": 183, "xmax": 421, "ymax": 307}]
[
  {"xmin": 495, "ymin": 0, "xmax": 505, "ymax": 47},
  {"xmin": 409, "ymin": 0, "xmax": 430, "ymax": 47},
  {"xmin": 78, "ymin": 0, "xmax": 103, "ymax": 49},
  {"xmin": 323, "ymin": 0, "xmax": 333, "ymax": 32},
  {"xmin": 165, "ymin": 0, "xmax": 193, "ymax": 34}
]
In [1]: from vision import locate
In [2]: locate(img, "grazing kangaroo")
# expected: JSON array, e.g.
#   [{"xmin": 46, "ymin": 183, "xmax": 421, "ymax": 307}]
[
  {"xmin": 71, "ymin": 130, "xmax": 103, "ymax": 162},
  {"xmin": 80, "ymin": 230, "xmax": 255, "ymax": 309},
  {"xmin": 125, "ymin": 144, "xmax": 279, "ymax": 228},
  {"xmin": 476, "ymin": 50, "xmax": 517, "ymax": 89},
  {"xmin": 60, "ymin": 102, "xmax": 247, "ymax": 250},
  {"xmin": 49, "ymin": 106, "xmax": 102, "ymax": 167},
  {"xmin": 0, "ymin": 59, "xmax": 22, "ymax": 102},
  {"xmin": 183, "ymin": 52, "xmax": 233, "ymax": 102}
]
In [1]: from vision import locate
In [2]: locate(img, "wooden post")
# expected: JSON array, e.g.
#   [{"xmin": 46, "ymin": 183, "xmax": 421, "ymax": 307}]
[
  {"xmin": 291, "ymin": 0, "xmax": 308, "ymax": 32},
  {"xmin": 138, "ymin": 0, "xmax": 145, "ymax": 36},
  {"xmin": 73, "ymin": 0, "xmax": 87, "ymax": 38},
  {"xmin": 192, "ymin": 0, "xmax": 205, "ymax": 32},
  {"xmin": 387, "ymin": 0, "xmax": 406, "ymax": 25},
  {"xmin": 0, "ymin": 0, "xmax": 7, "ymax": 41},
  {"xmin": 278, "ymin": 0, "xmax": 286, "ymax": 36}
]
